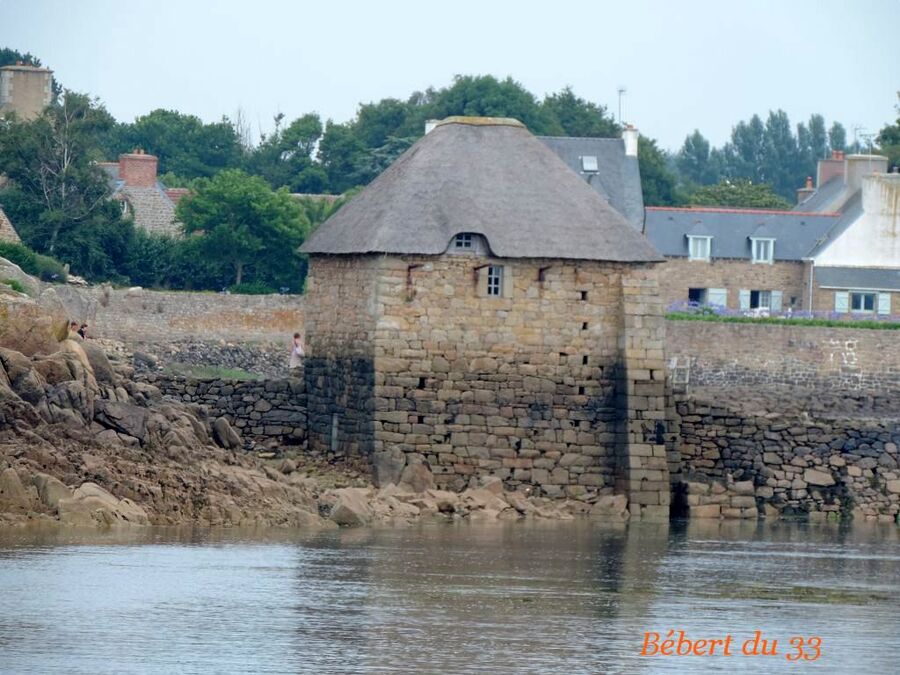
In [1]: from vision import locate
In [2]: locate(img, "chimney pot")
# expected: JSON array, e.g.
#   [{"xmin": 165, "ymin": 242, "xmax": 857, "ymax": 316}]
[
  {"xmin": 622, "ymin": 124, "xmax": 639, "ymax": 157},
  {"xmin": 805, "ymin": 176, "xmax": 813, "ymax": 189}
]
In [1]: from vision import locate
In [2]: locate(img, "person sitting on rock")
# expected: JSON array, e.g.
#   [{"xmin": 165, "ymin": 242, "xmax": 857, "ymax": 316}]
[
  {"xmin": 290, "ymin": 332, "xmax": 305, "ymax": 370},
  {"xmin": 69, "ymin": 321, "xmax": 80, "ymax": 339},
  {"xmin": 78, "ymin": 323, "xmax": 88, "ymax": 339}
]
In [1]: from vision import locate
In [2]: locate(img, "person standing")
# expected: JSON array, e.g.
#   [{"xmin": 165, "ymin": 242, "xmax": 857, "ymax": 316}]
[{"xmin": 289, "ymin": 332, "xmax": 305, "ymax": 370}]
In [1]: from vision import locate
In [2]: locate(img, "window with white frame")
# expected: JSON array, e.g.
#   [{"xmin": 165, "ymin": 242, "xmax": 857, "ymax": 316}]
[
  {"xmin": 453, "ymin": 233, "xmax": 473, "ymax": 249},
  {"xmin": 751, "ymin": 237, "xmax": 774, "ymax": 263},
  {"xmin": 486, "ymin": 265, "xmax": 503, "ymax": 296},
  {"xmin": 688, "ymin": 235, "xmax": 711, "ymax": 261},
  {"xmin": 851, "ymin": 291, "xmax": 876, "ymax": 312},
  {"xmin": 750, "ymin": 290, "xmax": 772, "ymax": 310},
  {"xmin": 688, "ymin": 288, "xmax": 707, "ymax": 304}
]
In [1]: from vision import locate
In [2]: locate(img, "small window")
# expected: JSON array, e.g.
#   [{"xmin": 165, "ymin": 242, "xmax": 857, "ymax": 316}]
[
  {"xmin": 851, "ymin": 292, "xmax": 876, "ymax": 313},
  {"xmin": 751, "ymin": 238, "xmax": 774, "ymax": 264},
  {"xmin": 688, "ymin": 288, "xmax": 707, "ymax": 304},
  {"xmin": 487, "ymin": 265, "xmax": 503, "ymax": 296},
  {"xmin": 453, "ymin": 233, "xmax": 473, "ymax": 249},
  {"xmin": 688, "ymin": 236, "xmax": 711, "ymax": 261},
  {"xmin": 581, "ymin": 155, "xmax": 599, "ymax": 172},
  {"xmin": 750, "ymin": 290, "xmax": 772, "ymax": 310}
]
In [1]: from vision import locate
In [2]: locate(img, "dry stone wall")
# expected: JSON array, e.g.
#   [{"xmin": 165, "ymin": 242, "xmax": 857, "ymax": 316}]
[
  {"xmin": 676, "ymin": 388, "xmax": 900, "ymax": 523},
  {"xmin": 43, "ymin": 285, "xmax": 304, "ymax": 343},
  {"xmin": 141, "ymin": 373, "xmax": 307, "ymax": 448},
  {"xmin": 667, "ymin": 321, "xmax": 900, "ymax": 393}
]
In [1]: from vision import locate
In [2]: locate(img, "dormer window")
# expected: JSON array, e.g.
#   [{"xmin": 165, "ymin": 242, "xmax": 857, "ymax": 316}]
[
  {"xmin": 687, "ymin": 235, "xmax": 711, "ymax": 261},
  {"xmin": 751, "ymin": 237, "xmax": 774, "ymax": 264},
  {"xmin": 453, "ymin": 233, "xmax": 473, "ymax": 249},
  {"xmin": 581, "ymin": 155, "xmax": 599, "ymax": 172}
]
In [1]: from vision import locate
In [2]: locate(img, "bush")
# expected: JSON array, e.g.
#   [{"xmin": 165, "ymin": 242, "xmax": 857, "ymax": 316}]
[
  {"xmin": 228, "ymin": 280, "xmax": 276, "ymax": 295},
  {"xmin": 0, "ymin": 241, "xmax": 68, "ymax": 282},
  {"xmin": 1, "ymin": 278, "xmax": 26, "ymax": 293}
]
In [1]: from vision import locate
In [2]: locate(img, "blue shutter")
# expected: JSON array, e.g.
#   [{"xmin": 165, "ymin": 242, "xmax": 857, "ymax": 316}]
[
  {"xmin": 739, "ymin": 289, "xmax": 750, "ymax": 311},
  {"xmin": 708, "ymin": 288, "xmax": 727, "ymax": 307}
]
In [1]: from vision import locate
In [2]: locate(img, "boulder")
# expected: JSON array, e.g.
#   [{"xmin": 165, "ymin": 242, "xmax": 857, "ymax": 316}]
[
  {"xmin": 132, "ymin": 351, "xmax": 158, "ymax": 370},
  {"xmin": 80, "ymin": 341, "xmax": 118, "ymax": 385},
  {"xmin": 477, "ymin": 475, "xmax": 504, "ymax": 495},
  {"xmin": 0, "ymin": 347, "xmax": 46, "ymax": 404},
  {"xmin": 94, "ymin": 400, "xmax": 150, "ymax": 443},
  {"xmin": 57, "ymin": 482, "xmax": 149, "ymax": 527},
  {"xmin": 329, "ymin": 488, "xmax": 374, "ymax": 527},
  {"xmin": 0, "ymin": 467, "xmax": 31, "ymax": 511},
  {"xmin": 372, "ymin": 448, "xmax": 406, "ymax": 487},
  {"xmin": 32, "ymin": 473, "xmax": 72, "ymax": 510},
  {"xmin": 213, "ymin": 417, "xmax": 242, "ymax": 450},
  {"xmin": 398, "ymin": 462, "xmax": 434, "ymax": 493},
  {"xmin": 589, "ymin": 494, "xmax": 629, "ymax": 519}
]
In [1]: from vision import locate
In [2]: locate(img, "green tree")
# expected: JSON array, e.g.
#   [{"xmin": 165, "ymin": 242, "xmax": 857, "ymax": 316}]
[
  {"xmin": 689, "ymin": 179, "xmax": 791, "ymax": 210},
  {"xmin": 0, "ymin": 90, "xmax": 131, "ymax": 278},
  {"xmin": 175, "ymin": 169, "xmax": 310, "ymax": 289},
  {"xmin": 542, "ymin": 87, "xmax": 619, "ymax": 137},
  {"xmin": 677, "ymin": 130, "xmax": 718, "ymax": 186},
  {"xmin": 829, "ymin": 122, "xmax": 847, "ymax": 153},
  {"xmin": 876, "ymin": 93, "xmax": 900, "ymax": 171},
  {"xmin": 115, "ymin": 109, "xmax": 242, "ymax": 178},
  {"xmin": 247, "ymin": 113, "xmax": 328, "ymax": 192},
  {"xmin": 639, "ymin": 136, "xmax": 680, "ymax": 206},
  {"xmin": 808, "ymin": 114, "xmax": 829, "ymax": 161}
]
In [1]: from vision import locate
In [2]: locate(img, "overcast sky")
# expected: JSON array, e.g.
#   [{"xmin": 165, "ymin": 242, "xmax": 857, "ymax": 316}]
[{"xmin": 1, "ymin": 0, "xmax": 897, "ymax": 151}]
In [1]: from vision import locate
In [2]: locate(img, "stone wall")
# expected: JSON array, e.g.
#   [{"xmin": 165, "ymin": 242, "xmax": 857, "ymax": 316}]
[
  {"xmin": 676, "ymin": 388, "xmax": 900, "ymax": 522},
  {"xmin": 666, "ymin": 320, "xmax": 900, "ymax": 393},
  {"xmin": 303, "ymin": 256, "xmax": 379, "ymax": 456},
  {"xmin": 45, "ymin": 285, "xmax": 304, "ymax": 344},
  {"xmin": 141, "ymin": 373, "xmax": 307, "ymax": 448},
  {"xmin": 656, "ymin": 257, "xmax": 806, "ymax": 310}
]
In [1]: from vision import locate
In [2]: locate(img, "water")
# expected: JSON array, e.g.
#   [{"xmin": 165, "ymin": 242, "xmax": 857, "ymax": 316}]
[{"xmin": 0, "ymin": 520, "xmax": 898, "ymax": 674}]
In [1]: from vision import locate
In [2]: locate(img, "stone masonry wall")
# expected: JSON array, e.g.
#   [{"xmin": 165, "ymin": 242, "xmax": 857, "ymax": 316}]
[
  {"xmin": 46, "ymin": 285, "xmax": 304, "ymax": 343},
  {"xmin": 142, "ymin": 373, "xmax": 307, "ymax": 448},
  {"xmin": 371, "ymin": 254, "xmax": 632, "ymax": 498},
  {"xmin": 303, "ymin": 256, "xmax": 379, "ymax": 456},
  {"xmin": 655, "ymin": 257, "xmax": 806, "ymax": 310},
  {"xmin": 676, "ymin": 389, "xmax": 900, "ymax": 523},
  {"xmin": 667, "ymin": 321, "xmax": 900, "ymax": 393}
]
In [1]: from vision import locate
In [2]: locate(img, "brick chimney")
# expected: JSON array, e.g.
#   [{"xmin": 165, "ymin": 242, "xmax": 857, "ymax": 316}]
[
  {"xmin": 118, "ymin": 149, "xmax": 158, "ymax": 188},
  {"xmin": 796, "ymin": 176, "xmax": 815, "ymax": 205},
  {"xmin": 816, "ymin": 150, "xmax": 845, "ymax": 188}
]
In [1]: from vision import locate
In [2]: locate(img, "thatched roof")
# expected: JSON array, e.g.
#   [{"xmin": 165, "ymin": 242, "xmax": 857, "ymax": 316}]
[{"xmin": 302, "ymin": 117, "xmax": 661, "ymax": 262}]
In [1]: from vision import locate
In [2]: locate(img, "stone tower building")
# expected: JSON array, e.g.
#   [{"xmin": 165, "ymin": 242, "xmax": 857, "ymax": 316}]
[
  {"xmin": 302, "ymin": 117, "xmax": 671, "ymax": 518},
  {"xmin": 0, "ymin": 64, "xmax": 53, "ymax": 120}
]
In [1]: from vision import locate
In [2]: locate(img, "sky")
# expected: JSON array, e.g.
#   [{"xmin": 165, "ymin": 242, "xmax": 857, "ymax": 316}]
[{"xmin": 1, "ymin": 0, "xmax": 898, "ymax": 151}]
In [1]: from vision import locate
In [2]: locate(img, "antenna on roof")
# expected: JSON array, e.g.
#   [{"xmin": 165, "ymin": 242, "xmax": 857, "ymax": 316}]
[{"xmin": 617, "ymin": 86, "xmax": 627, "ymax": 124}]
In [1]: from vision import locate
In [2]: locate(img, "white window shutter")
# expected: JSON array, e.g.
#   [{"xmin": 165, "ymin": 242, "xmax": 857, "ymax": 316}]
[
  {"xmin": 708, "ymin": 288, "xmax": 727, "ymax": 307},
  {"xmin": 834, "ymin": 291, "xmax": 849, "ymax": 313},
  {"xmin": 770, "ymin": 290, "xmax": 783, "ymax": 312},
  {"xmin": 739, "ymin": 289, "xmax": 750, "ymax": 311},
  {"xmin": 477, "ymin": 266, "xmax": 489, "ymax": 296},
  {"xmin": 877, "ymin": 293, "xmax": 891, "ymax": 315},
  {"xmin": 502, "ymin": 265, "xmax": 514, "ymax": 298}
]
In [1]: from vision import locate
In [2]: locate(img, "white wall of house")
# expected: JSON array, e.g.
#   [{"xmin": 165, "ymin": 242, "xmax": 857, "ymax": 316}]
[{"xmin": 814, "ymin": 174, "xmax": 900, "ymax": 268}]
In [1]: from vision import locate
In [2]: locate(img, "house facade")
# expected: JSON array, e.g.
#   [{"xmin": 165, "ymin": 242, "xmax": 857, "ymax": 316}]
[
  {"xmin": 100, "ymin": 151, "xmax": 184, "ymax": 236},
  {"xmin": 301, "ymin": 116, "xmax": 671, "ymax": 517}
]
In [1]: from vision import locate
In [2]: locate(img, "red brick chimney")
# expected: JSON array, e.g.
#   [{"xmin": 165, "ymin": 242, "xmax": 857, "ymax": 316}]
[
  {"xmin": 796, "ymin": 176, "xmax": 815, "ymax": 205},
  {"xmin": 118, "ymin": 149, "xmax": 158, "ymax": 188},
  {"xmin": 816, "ymin": 150, "xmax": 845, "ymax": 188}
]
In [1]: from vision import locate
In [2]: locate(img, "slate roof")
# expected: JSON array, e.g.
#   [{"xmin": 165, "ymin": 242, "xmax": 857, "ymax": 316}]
[
  {"xmin": 101, "ymin": 163, "xmax": 181, "ymax": 236},
  {"xmin": 0, "ymin": 205, "xmax": 21, "ymax": 244},
  {"xmin": 805, "ymin": 192, "xmax": 863, "ymax": 258},
  {"xmin": 793, "ymin": 175, "xmax": 853, "ymax": 214},
  {"xmin": 303, "ymin": 117, "xmax": 661, "ymax": 262},
  {"xmin": 538, "ymin": 136, "xmax": 644, "ymax": 230},
  {"xmin": 644, "ymin": 207, "xmax": 840, "ymax": 261},
  {"xmin": 815, "ymin": 266, "xmax": 900, "ymax": 292}
]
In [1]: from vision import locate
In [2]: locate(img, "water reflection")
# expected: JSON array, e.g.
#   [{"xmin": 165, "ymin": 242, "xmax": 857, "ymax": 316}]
[{"xmin": 0, "ymin": 520, "xmax": 897, "ymax": 674}]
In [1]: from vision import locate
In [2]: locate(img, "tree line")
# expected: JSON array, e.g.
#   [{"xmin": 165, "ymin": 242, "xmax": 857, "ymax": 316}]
[{"xmin": 1, "ymin": 46, "xmax": 898, "ymax": 292}]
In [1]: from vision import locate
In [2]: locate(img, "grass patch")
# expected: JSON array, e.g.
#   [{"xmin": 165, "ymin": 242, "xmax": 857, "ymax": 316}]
[
  {"xmin": 666, "ymin": 312, "xmax": 900, "ymax": 330},
  {"xmin": 1, "ymin": 278, "xmax": 26, "ymax": 293},
  {"xmin": 163, "ymin": 362, "xmax": 263, "ymax": 381}
]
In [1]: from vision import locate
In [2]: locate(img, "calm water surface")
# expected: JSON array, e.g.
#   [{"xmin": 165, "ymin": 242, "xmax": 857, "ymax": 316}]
[{"xmin": 0, "ymin": 520, "xmax": 898, "ymax": 674}]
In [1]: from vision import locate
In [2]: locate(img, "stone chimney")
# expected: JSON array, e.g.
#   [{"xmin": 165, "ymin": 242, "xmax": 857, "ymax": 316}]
[
  {"xmin": 816, "ymin": 150, "xmax": 845, "ymax": 187},
  {"xmin": 118, "ymin": 149, "xmax": 158, "ymax": 188},
  {"xmin": 844, "ymin": 154, "xmax": 889, "ymax": 194},
  {"xmin": 796, "ymin": 176, "xmax": 815, "ymax": 205},
  {"xmin": 622, "ymin": 124, "xmax": 639, "ymax": 157}
]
